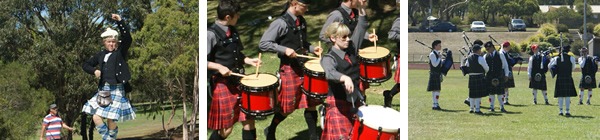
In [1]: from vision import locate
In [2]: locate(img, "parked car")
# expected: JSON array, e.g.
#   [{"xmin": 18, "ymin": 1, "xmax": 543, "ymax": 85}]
[
  {"xmin": 423, "ymin": 22, "xmax": 458, "ymax": 32},
  {"xmin": 508, "ymin": 19, "xmax": 526, "ymax": 32},
  {"xmin": 470, "ymin": 21, "xmax": 486, "ymax": 32}
]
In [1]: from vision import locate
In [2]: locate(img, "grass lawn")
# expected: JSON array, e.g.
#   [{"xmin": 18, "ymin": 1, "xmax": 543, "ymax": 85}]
[{"xmin": 409, "ymin": 69, "xmax": 600, "ymax": 139}]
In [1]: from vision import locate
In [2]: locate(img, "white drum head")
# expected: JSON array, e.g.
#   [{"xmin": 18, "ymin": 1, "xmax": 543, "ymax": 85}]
[
  {"xmin": 359, "ymin": 46, "xmax": 390, "ymax": 59},
  {"xmin": 357, "ymin": 105, "xmax": 401, "ymax": 133},
  {"xmin": 241, "ymin": 74, "xmax": 279, "ymax": 87},
  {"xmin": 304, "ymin": 60, "xmax": 324, "ymax": 72}
]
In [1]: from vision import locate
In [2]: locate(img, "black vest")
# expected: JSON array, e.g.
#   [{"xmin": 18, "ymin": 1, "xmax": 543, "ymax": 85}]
[
  {"xmin": 101, "ymin": 53, "xmax": 118, "ymax": 84},
  {"xmin": 208, "ymin": 24, "xmax": 245, "ymax": 77},
  {"xmin": 557, "ymin": 54, "xmax": 573, "ymax": 77},
  {"xmin": 582, "ymin": 56, "xmax": 598, "ymax": 75},
  {"xmin": 336, "ymin": 7, "xmax": 359, "ymax": 33},
  {"xmin": 276, "ymin": 13, "xmax": 308, "ymax": 68},
  {"xmin": 328, "ymin": 47, "xmax": 360, "ymax": 100},
  {"xmin": 485, "ymin": 51, "xmax": 503, "ymax": 76},
  {"xmin": 429, "ymin": 51, "xmax": 442, "ymax": 73},
  {"xmin": 468, "ymin": 54, "xmax": 484, "ymax": 73},
  {"xmin": 531, "ymin": 54, "xmax": 543, "ymax": 75}
]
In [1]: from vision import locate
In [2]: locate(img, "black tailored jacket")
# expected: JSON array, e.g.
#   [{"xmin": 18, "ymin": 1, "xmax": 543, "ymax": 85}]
[{"xmin": 82, "ymin": 20, "xmax": 132, "ymax": 90}]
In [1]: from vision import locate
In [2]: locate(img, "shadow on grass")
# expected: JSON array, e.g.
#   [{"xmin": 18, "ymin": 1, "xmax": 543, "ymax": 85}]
[
  {"xmin": 565, "ymin": 115, "xmax": 594, "ymax": 119},
  {"xmin": 506, "ymin": 104, "xmax": 529, "ymax": 107},
  {"xmin": 479, "ymin": 113, "xmax": 503, "ymax": 116},
  {"xmin": 502, "ymin": 111, "xmax": 523, "ymax": 115},
  {"xmin": 436, "ymin": 109, "xmax": 466, "ymax": 113},
  {"xmin": 289, "ymin": 127, "xmax": 323, "ymax": 140}
]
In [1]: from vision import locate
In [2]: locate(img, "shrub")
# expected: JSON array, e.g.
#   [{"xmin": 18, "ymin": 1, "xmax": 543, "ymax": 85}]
[
  {"xmin": 579, "ymin": 23, "xmax": 595, "ymax": 34},
  {"xmin": 538, "ymin": 23, "xmax": 558, "ymax": 36},
  {"xmin": 556, "ymin": 24, "xmax": 569, "ymax": 33}
]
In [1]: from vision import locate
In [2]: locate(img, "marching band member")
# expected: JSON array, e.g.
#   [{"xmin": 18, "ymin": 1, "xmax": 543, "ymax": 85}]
[
  {"xmin": 578, "ymin": 47, "xmax": 597, "ymax": 105},
  {"xmin": 549, "ymin": 45, "xmax": 577, "ymax": 116},
  {"xmin": 466, "ymin": 44, "xmax": 489, "ymax": 114},
  {"xmin": 528, "ymin": 45, "xmax": 550, "ymax": 105},
  {"xmin": 483, "ymin": 41, "xmax": 510, "ymax": 112},
  {"xmin": 207, "ymin": 1, "xmax": 261, "ymax": 139},
  {"xmin": 500, "ymin": 42, "xmax": 520, "ymax": 105},
  {"xmin": 428, "ymin": 40, "xmax": 443, "ymax": 110},
  {"xmin": 259, "ymin": 0, "xmax": 324, "ymax": 139},
  {"xmin": 464, "ymin": 40, "xmax": 484, "ymax": 106}
]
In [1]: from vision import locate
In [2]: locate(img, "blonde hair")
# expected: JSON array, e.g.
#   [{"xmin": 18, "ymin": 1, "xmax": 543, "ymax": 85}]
[{"xmin": 325, "ymin": 22, "xmax": 350, "ymax": 40}]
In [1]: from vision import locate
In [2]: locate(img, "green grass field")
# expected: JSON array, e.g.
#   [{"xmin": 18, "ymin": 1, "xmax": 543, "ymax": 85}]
[{"xmin": 409, "ymin": 69, "xmax": 600, "ymax": 139}]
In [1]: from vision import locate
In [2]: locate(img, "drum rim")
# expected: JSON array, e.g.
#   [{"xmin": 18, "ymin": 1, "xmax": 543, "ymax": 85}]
[
  {"xmin": 358, "ymin": 53, "xmax": 391, "ymax": 63},
  {"xmin": 239, "ymin": 73, "xmax": 280, "ymax": 92},
  {"xmin": 303, "ymin": 66, "xmax": 326, "ymax": 77},
  {"xmin": 300, "ymin": 85, "xmax": 327, "ymax": 99},
  {"xmin": 239, "ymin": 107, "xmax": 274, "ymax": 117},
  {"xmin": 357, "ymin": 105, "xmax": 401, "ymax": 133},
  {"xmin": 360, "ymin": 72, "xmax": 392, "ymax": 83}
]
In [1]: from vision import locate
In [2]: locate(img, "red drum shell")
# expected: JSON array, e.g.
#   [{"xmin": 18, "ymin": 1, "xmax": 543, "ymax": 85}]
[
  {"xmin": 302, "ymin": 60, "xmax": 328, "ymax": 99},
  {"xmin": 239, "ymin": 73, "xmax": 279, "ymax": 116},
  {"xmin": 359, "ymin": 47, "xmax": 392, "ymax": 83}
]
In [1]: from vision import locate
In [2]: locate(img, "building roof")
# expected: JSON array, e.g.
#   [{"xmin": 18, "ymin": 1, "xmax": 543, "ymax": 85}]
[{"xmin": 539, "ymin": 5, "xmax": 600, "ymax": 14}]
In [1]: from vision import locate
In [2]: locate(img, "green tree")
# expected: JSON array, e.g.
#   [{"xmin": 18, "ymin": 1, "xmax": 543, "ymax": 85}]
[
  {"xmin": 129, "ymin": 0, "xmax": 198, "ymax": 138},
  {"xmin": 0, "ymin": 62, "xmax": 53, "ymax": 139}
]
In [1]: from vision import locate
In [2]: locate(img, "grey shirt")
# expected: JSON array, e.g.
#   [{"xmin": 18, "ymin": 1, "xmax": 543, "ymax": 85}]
[
  {"xmin": 388, "ymin": 17, "xmax": 400, "ymax": 41},
  {"xmin": 207, "ymin": 21, "xmax": 230, "ymax": 55},
  {"xmin": 259, "ymin": 11, "xmax": 315, "ymax": 54},
  {"xmin": 319, "ymin": 4, "xmax": 370, "ymax": 43},
  {"xmin": 321, "ymin": 15, "xmax": 369, "ymax": 82}
]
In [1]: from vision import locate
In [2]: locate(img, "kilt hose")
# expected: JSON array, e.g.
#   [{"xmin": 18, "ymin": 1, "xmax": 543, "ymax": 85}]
[
  {"xmin": 207, "ymin": 77, "xmax": 252, "ymax": 130},
  {"xmin": 554, "ymin": 75, "xmax": 578, "ymax": 97},
  {"xmin": 278, "ymin": 64, "xmax": 322, "ymax": 114},
  {"xmin": 321, "ymin": 96, "xmax": 361, "ymax": 140},
  {"xmin": 579, "ymin": 74, "xmax": 597, "ymax": 89},
  {"xmin": 427, "ymin": 72, "xmax": 441, "ymax": 91},
  {"xmin": 529, "ymin": 74, "xmax": 547, "ymax": 90},
  {"xmin": 469, "ymin": 75, "xmax": 488, "ymax": 98}
]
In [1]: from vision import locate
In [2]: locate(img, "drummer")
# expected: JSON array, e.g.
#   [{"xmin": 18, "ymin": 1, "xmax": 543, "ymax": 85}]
[
  {"xmin": 483, "ymin": 41, "xmax": 510, "ymax": 112},
  {"xmin": 320, "ymin": 20, "xmax": 369, "ymax": 140},
  {"xmin": 465, "ymin": 44, "xmax": 488, "ymax": 114},
  {"xmin": 319, "ymin": 0, "xmax": 378, "ymax": 99},
  {"xmin": 383, "ymin": 0, "xmax": 400, "ymax": 108},
  {"xmin": 258, "ymin": 0, "xmax": 323, "ymax": 139},
  {"xmin": 207, "ymin": 1, "xmax": 261, "ymax": 139}
]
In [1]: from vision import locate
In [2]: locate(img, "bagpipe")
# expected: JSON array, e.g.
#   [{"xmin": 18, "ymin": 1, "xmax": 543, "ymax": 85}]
[
  {"xmin": 489, "ymin": 35, "xmax": 524, "ymax": 75},
  {"xmin": 415, "ymin": 40, "xmax": 454, "ymax": 77},
  {"xmin": 550, "ymin": 33, "xmax": 564, "ymax": 78},
  {"xmin": 459, "ymin": 31, "xmax": 472, "ymax": 76}
]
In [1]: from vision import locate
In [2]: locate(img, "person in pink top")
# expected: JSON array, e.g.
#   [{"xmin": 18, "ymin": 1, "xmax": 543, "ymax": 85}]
[{"xmin": 40, "ymin": 104, "xmax": 74, "ymax": 140}]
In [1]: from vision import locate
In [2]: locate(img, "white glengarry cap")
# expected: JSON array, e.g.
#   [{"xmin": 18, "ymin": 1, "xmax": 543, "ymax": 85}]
[{"xmin": 101, "ymin": 28, "xmax": 119, "ymax": 39}]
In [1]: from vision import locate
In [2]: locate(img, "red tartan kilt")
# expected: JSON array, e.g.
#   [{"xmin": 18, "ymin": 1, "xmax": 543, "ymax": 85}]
[
  {"xmin": 394, "ymin": 58, "xmax": 400, "ymax": 83},
  {"xmin": 278, "ymin": 65, "xmax": 322, "ymax": 114},
  {"xmin": 208, "ymin": 77, "xmax": 252, "ymax": 130},
  {"xmin": 321, "ymin": 96, "xmax": 358, "ymax": 140}
]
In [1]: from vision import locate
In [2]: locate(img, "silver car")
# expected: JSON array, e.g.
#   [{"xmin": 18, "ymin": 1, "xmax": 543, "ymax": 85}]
[
  {"xmin": 508, "ymin": 19, "xmax": 526, "ymax": 32},
  {"xmin": 470, "ymin": 21, "xmax": 486, "ymax": 32}
]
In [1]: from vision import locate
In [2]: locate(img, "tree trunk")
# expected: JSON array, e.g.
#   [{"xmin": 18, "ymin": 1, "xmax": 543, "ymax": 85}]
[
  {"xmin": 190, "ymin": 55, "xmax": 199, "ymax": 140},
  {"xmin": 182, "ymin": 93, "xmax": 188, "ymax": 140}
]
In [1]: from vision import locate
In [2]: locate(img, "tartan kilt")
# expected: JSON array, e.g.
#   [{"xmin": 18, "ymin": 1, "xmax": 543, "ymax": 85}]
[
  {"xmin": 486, "ymin": 74, "xmax": 505, "ymax": 95},
  {"xmin": 505, "ymin": 75, "xmax": 515, "ymax": 88},
  {"xmin": 321, "ymin": 95, "xmax": 360, "ymax": 140},
  {"xmin": 82, "ymin": 83, "xmax": 136, "ymax": 122},
  {"xmin": 279, "ymin": 65, "xmax": 322, "ymax": 114},
  {"xmin": 579, "ymin": 75, "xmax": 597, "ymax": 89},
  {"xmin": 529, "ymin": 74, "xmax": 547, "ymax": 90},
  {"xmin": 427, "ymin": 72, "xmax": 441, "ymax": 91},
  {"xmin": 469, "ymin": 75, "xmax": 488, "ymax": 98},
  {"xmin": 207, "ymin": 77, "xmax": 252, "ymax": 130},
  {"xmin": 554, "ymin": 76, "xmax": 577, "ymax": 97}
]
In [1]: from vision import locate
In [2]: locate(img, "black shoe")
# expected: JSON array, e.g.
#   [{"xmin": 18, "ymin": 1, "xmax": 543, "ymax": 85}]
[
  {"xmin": 534, "ymin": 100, "xmax": 537, "ymax": 104},
  {"xmin": 504, "ymin": 102, "xmax": 510, "ymax": 105},
  {"xmin": 565, "ymin": 113, "xmax": 572, "ymax": 116},
  {"xmin": 264, "ymin": 127, "xmax": 275, "ymax": 140},
  {"xmin": 559, "ymin": 113, "xmax": 564, "ymax": 116},
  {"xmin": 432, "ymin": 106, "xmax": 442, "ymax": 110},
  {"xmin": 383, "ymin": 90, "xmax": 392, "ymax": 107},
  {"xmin": 469, "ymin": 110, "xmax": 474, "ymax": 113},
  {"xmin": 464, "ymin": 100, "xmax": 470, "ymax": 106},
  {"xmin": 579, "ymin": 101, "xmax": 583, "ymax": 105},
  {"xmin": 545, "ymin": 100, "xmax": 550, "ymax": 105},
  {"xmin": 474, "ymin": 111, "xmax": 484, "ymax": 115},
  {"xmin": 587, "ymin": 101, "xmax": 591, "ymax": 105},
  {"xmin": 489, "ymin": 108, "xmax": 495, "ymax": 112},
  {"xmin": 500, "ymin": 108, "xmax": 507, "ymax": 112}
]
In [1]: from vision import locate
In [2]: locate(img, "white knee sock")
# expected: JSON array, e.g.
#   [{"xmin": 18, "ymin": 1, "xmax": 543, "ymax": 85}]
[
  {"xmin": 580, "ymin": 90, "xmax": 584, "ymax": 102},
  {"xmin": 432, "ymin": 91, "xmax": 440, "ymax": 107},
  {"xmin": 469, "ymin": 98, "xmax": 474, "ymax": 111},
  {"xmin": 475, "ymin": 98, "xmax": 482, "ymax": 112},
  {"xmin": 588, "ymin": 90, "xmax": 593, "ymax": 103},
  {"xmin": 497, "ymin": 95, "xmax": 504, "ymax": 109},
  {"xmin": 489, "ymin": 95, "xmax": 496, "ymax": 109},
  {"xmin": 543, "ymin": 91, "xmax": 548, "ymax": 100},
  {"xmin": 504, "ymin": 89, "xmax": 509, "ymax": 102},
  {"xmin": 532, "ymin": 90, "xmax": 538, "ymax": 101},
  {"xmin": 558, "ymin": 97, "xmax": 564, "ymax": 113},
  {"xmin": 566, "ymin": 97, "xmax": 571, "ymax": 113}
]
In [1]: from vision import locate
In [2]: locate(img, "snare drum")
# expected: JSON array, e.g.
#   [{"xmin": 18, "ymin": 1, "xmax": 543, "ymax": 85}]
[
  {"xmin": 352, "ymin": 105, "xmax": 400, "ymax": 140},
  {"xmin": 302, "ymin": 59, "xmax": 328, "ymax": 99},
  {"xmin": 359, "ymin": 47, "xmax": 392, "ymax": 83},
  {"xmin": 239, "ymin": 73, "xmax": 279, "ymax": 116}
]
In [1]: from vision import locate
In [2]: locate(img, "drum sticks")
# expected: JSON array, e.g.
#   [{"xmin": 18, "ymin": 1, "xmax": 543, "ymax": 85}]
[
  {"xmin": 255, "ymin": 53, "xmax": 262, "ymax": 78},
  {"xmin": 297, "ymin": 54, "xmax": 319, "ymax": 59},
  {"xmin": 373, "ymin": 28, "xmax": 377, "ymax": 52}
]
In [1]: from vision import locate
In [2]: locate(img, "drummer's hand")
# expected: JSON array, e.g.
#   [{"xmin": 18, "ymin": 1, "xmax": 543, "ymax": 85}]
[
  {"xmin": 245, "ymin": 57, "xmax": 262, "ymax": 67},
  {"xmin": 340, "ymin": 76, "xmax": 354, "ymax": 94},
  {"xmin": 368, "ymin": 33, "xmax": 378, "ymax": 42},
  {"xmin": 218, "ymin": 67, "xmax": 232, "ymax": 77},
  {"xmin": 94, "ymin": 70, "xmax": 101, "ymax": 78},
  {"xmin": 285, "ymin": 48, "xmax": 297, "ymax": 58},
  {"xmin": 314, "ymin": 46, "xmax": 323, "ymax": 57},
  {"xmin": 111, "ymin": 14, "xmax": 122, "ymax": 21}
]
